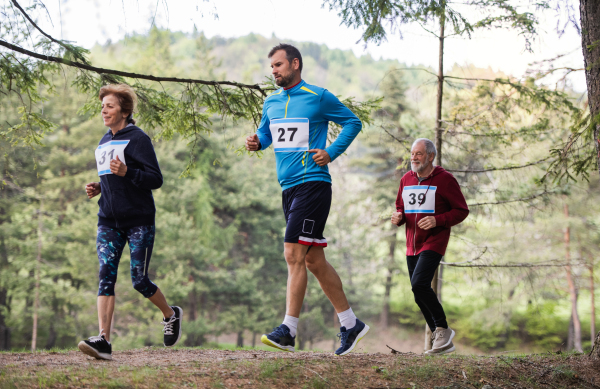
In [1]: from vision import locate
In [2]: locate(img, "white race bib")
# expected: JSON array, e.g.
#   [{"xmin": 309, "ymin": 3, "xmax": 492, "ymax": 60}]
[
  {"xmin": 270, "ymin": 118, "xmax": 309, "ymax": 152},
  {"xmin": 402, "ymin": 186, "xmax": 436, "ymax": 214},
  {"xmin": 95, "ymin": 140, "xmax": 130, "ymax": 176}
]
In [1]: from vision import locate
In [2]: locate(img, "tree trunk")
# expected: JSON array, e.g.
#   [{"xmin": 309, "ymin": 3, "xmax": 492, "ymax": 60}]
[
  {"xmin": 437, "ymin": 262, "xmax": 444, "ymax": 303},
  {"xmin": 31, "ymin": 198, "xmax": 43, "ymax": 352},
  {"xmin": 236, "ymin": 331, "xmax": 244, "ymax": 348},
  {"xmin": 590, "ymin": 260, "xmax": 596, "ymax": 349},
  {"xmin": 0, "ymin": 232, "xmax": 10, "ymax": 350},
  {"xmin": 380, "ymin": 235, "xmax": 397, "ymax": 329},
  {"xmin": 425, "ymin": 6, "xmax": 446, "ymax": 348},
  {"xmin": 592, "ymin": 331, "xmax": 600, "ymax": 359},
  {"xmin": 564, "ymin": 203, "xmax": 583, "ymax": 352},
  {"xmin": 435, "ymin": 5, "xmax": 446, "ymax": 167},
  {"xmin": 580, "ymin": 0, "xmax": 600, "ymax": 178},
  {"xmin": 580, "ymin": 0, "xmax": 600, "ymax": 355},
  {"xmin": 567, "ymin": 314, "xmax": 575, "ymax": 350}
]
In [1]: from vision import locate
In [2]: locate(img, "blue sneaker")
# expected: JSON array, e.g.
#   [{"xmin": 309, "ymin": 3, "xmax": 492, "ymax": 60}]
[
  {"xmin": 335, "ymin": 319, "xmax": 370, "ymax": 356},
  {"xmin": 261, "ymin": 324, "xmax": 295, "ymax": 352}
]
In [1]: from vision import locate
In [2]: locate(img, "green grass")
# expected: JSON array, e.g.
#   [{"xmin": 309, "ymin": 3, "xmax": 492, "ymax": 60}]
[
  {"xmin": 258, "ymin": 359, "xmax": 283, "ymax": 379},
  {"xmin": 37, "ymin": 371, "xmax": 69, "ymax": 388}
]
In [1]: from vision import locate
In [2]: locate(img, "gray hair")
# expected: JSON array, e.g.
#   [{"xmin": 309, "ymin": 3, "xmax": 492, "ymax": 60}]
[{"xmin": 412, "ymin": 138, "xmax": 437, "ymax": 160}]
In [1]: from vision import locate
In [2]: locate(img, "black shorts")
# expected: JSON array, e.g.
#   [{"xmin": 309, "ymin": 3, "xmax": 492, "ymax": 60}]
[{"xmin": 282, "ymin": 181, "xmax": 332, "ymax": 247}]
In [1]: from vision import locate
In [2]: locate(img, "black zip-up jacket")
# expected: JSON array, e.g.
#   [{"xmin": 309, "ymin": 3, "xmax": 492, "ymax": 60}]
[{"xmin": 96, "ymin": 125, "xmax": 163, "ymax": 229}]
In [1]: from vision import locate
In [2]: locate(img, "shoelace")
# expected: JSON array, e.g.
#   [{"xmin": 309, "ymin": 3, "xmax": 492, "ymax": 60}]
[
  {"xmin": 270, "ymin": 326, "xmax": 290, "ymax": 338},
  {"xmin": 161, "ymin": 316, "xmax": 178, "ymax": 335},
  {"xmin": 337, "ymin": 331, "xmax": 350, "ymax": 346},
  {"xmin": 88, "ymin": 329, "xmax": 106, "ymax": 343},
  {"xmin": 433, "ymin": 329, "xmax": 446, "ymax": 343}
]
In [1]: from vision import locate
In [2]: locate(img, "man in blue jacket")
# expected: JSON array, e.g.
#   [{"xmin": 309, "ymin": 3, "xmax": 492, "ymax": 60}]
[{"xmin": 245, "ymin": 44, "xmax": 369, "ymax": 356}]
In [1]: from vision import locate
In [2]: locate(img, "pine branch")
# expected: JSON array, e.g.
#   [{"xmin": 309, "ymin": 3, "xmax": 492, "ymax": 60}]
[
  {"xmin": 446, "ymin": 157, "xmax": 551, "ymax": 173},
  {"xmin": 444, "ymin": 261, "xmax": 584, "ymax": 268},
  {"xmin": 468, "ymin": 190, "xmax": 553, "ymax": 207},
  {"xmin": 0, "ymin": 39, "xmax": 271, "ymax": 96},
  {"xmin": 440, "ymin": 247, "xmax": 487, "ymax": 265},
  {"xmin": 10, "ymin": 0, "xmax": 89, "ymax": 64}
]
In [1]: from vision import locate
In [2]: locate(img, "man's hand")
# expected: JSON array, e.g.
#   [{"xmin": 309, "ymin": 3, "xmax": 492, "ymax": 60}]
[
  {"xmin": 85, "ymin": 182, "xmax": 101, "ymax": 199},
  {"xmin": 391, "ymin": 211, "xmax": 403, "ymax": 226},
  {"xmin": 110, "ymin": 155, "xmax": 127, "ymax": 177},
  {"xmin": 308, "ymin": 149, "xmax": 331, "ymax": 166},
  {"xmin": 417, "ymin": 216, "xmax": 437, "ymax": 230},
  {"xmin": 245, "ymin": 134, "xmax": 261, "ymax": 151}
]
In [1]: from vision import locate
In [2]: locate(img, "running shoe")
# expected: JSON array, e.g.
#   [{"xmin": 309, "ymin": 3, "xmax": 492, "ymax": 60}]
[
  {"xmin": 78, "ymin": 330, "xmax": 112, "ymax": 360},
  {"xmin": 162, "ymin": 306, "xmax": 183, "ymax": 347},
  {"xmin": 335, "ymin": 319, "xmax": 370, "ymax": 356},
  {"xmin": 261, "ymin": 324, "xmax": 296, "ymax": 352},
  {"xmin": 425, "ymin": 327, "xmax": 456, "ymax": 355}
]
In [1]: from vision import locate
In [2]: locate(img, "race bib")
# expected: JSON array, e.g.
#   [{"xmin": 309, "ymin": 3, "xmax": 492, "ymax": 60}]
[
  {"xmin": 95, "ymin": 140, "xmax": 130, "ymax": 176},
  {"xmin": 270, "ymin": 118, "xmax": 309, "ymax": 152},
  {"xmin": 402, "ymin": 186, "xmax": 436, "ymax": 214}
]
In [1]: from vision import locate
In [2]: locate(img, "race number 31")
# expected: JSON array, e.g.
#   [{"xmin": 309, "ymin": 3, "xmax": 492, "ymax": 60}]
[
  {"xmin": 95, "ymin": 140, "xmax": 130, "ymax": 176},
  {"xmin": 270, "ymin": 118, "xmax": 309, "ymax": 152},
  {"xmin": 402, "ymin": 186, "xmax": 437, "ymax": 214}
]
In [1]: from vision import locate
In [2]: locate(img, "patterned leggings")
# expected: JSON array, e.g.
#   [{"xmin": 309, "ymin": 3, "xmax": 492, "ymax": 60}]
[{"xmin": 96, "ymin": 225, "xmax": 158, "ymax": 298}]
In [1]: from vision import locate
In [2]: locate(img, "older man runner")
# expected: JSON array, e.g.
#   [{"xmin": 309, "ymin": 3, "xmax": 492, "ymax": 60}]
[
  {"xmin": 391, "ymin": 138, "xmax": 469, "ymax": 355},
  {"xmin": 245, "ymin": 43, "xmax": 369, "ymax": 356}
]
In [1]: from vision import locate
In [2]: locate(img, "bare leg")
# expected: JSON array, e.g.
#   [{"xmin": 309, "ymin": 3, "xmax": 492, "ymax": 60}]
[
  {"xmin": 148, "ymin": 288, "xmax": 175, "ymax": 318},
  {"xmin": 305, "ymin": 246, "xmax": 350, "ymax": 313},
  {"xmin": 97, "ymin": 296, "xmax": 115, "ymax": 342},
  {"xmin": 284, "ymin": 243, "xmax": 310, "ymax": 317}
]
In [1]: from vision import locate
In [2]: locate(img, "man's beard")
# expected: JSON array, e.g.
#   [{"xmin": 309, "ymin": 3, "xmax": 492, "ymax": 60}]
[
  {"xmin": 275, "ymin": 70, "xmax": 297, "ymax": 87},
  {"xmin": 411, "ymin": 159, "xmax": 431, "ymax": 174}
]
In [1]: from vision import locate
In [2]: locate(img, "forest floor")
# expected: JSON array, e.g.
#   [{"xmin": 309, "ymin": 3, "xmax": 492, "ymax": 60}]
[{"xmin": 1, "ymin": 347, "xmax": 599, "ymax": 389}]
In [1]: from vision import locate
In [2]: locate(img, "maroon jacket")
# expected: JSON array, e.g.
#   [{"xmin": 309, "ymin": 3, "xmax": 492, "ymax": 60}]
[{"xmin": 395, "ymin": 166, "xmax": 469, "ymax": 256}]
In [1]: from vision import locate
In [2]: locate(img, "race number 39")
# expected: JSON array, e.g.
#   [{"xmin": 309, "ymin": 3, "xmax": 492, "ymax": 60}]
[
  {"xmin": 402, "ymin": 186, "xmax": 437, "ymax": 214},
  {"xmin": 269, "ymin": 118, "xmax": 309, "ymax": 152},
  {"xmin": 95, "ymin": 140, "xmax": 130, "ymax": 176}
]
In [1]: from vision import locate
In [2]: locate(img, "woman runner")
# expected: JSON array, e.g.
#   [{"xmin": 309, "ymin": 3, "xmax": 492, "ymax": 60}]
[{"xmin": 78, "ymin": 84, "xmax": 182, "ymax": 360}]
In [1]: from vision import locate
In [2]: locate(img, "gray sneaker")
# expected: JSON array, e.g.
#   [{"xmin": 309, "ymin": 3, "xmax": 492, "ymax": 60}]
[
  {"xmin": 424, "ymin": 331, "xmax": 435, "ymax": 353},
  {"xmin": 425, "ymin": 327, "xmax": 455, "ymax": 355}
]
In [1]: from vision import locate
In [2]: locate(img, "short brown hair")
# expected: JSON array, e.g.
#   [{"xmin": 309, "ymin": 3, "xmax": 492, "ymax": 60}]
[
  {"xmin": 268, "ymin": 43, "xmax": 303, "ymax": 73},
  {"xmin": 99, "ymin": 84, "xmax": 138, "ymax": 125}
]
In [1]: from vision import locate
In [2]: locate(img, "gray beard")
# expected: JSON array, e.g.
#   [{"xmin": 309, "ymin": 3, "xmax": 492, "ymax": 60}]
[
  {"xmin": 275, "ymin": 71, "xmax": 297, "ymax": 88},
  {"xmin": 411, "ymin": 160, "xmax": 431, "ymax": 174}
]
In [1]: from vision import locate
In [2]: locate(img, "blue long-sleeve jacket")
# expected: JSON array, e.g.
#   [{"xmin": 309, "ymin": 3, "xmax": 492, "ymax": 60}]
[
  {"xmin": 96, "ymin": 124, "xmax": 163, "ymax": 229},
  {"xmin": 256, "ymin": 80, "xmax": 362, "ymax": 190}
]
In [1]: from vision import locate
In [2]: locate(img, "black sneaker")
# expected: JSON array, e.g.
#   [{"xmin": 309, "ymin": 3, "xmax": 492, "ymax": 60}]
[
  {"xmin": 260, "ymin": 324, "xmax": 295, "ymax": 352},
  {"xmin": 335, "ymin": 319, "xmax": 370, "ymax": 356},
  {"xmin": 78, "ymin": 331, "xmax": 112, "ymax": 360},
  {"xmin": 162, "ymin": 306, "xmax": 183, "ymax": 347}
]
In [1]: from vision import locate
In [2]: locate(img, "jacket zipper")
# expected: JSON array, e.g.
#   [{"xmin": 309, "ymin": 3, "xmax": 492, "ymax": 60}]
[
  {"xmin": 412, "ymin": 172, "xmax": 434, "ymax": 255},
  {"xmin": 413, "ymin": 214, "xmax": 418, "ymax": 254},
  {"xmin": 107, "ymin": 131, "xmax": 119, "ymax": 228}
]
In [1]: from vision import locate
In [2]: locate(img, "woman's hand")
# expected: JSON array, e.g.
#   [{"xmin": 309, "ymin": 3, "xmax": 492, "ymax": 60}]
[
  {"xmin": 85, "ymin": 182, "xmax": 101, "ymax": 199},
  {"xmin": 110, "ymin": 155, "xmax": 127, "ymax": 177}
]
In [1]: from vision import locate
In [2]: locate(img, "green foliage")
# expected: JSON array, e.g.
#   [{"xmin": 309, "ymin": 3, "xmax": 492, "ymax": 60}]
[{"xmin": 324, "ymin": 0, "xmax": 542, "ymax": 50}]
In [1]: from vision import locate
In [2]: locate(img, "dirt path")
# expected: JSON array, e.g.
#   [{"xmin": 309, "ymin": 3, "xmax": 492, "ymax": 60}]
[{"xmin": 1, "ymin": 348, "xmax": 599, "ymax": 388}]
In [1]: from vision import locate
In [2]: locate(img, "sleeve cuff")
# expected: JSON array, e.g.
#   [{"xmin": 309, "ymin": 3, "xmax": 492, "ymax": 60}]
[{"xmin": 324, "ymin": 147, "xmax": 337, "ymax": 162}]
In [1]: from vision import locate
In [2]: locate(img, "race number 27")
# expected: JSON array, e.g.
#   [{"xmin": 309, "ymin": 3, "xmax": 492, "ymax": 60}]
[{"xmin": 277, "ymin": 127, "xmax": 298, "ymax": 142}]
